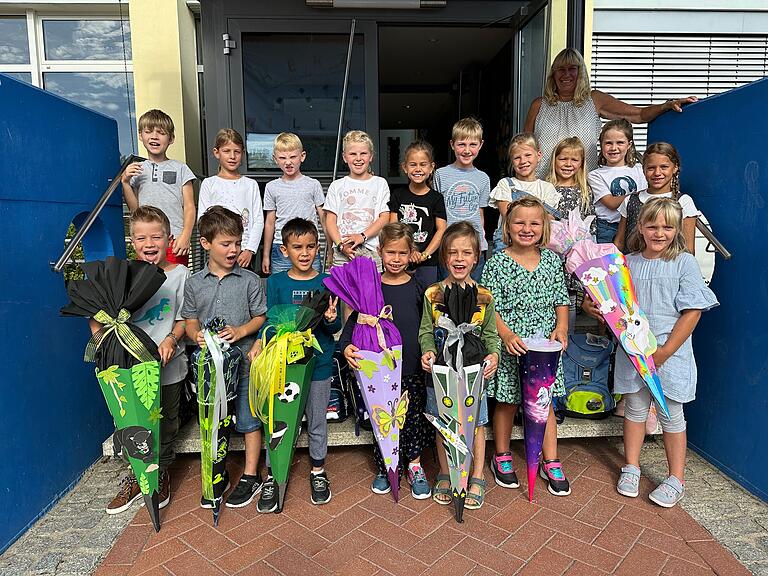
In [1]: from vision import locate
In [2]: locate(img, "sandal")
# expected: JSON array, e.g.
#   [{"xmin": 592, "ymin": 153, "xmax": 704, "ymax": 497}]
[
  {"xmin": 465, "ymin": 477, "xmax": 487, "ymax": 510},
  {"xmin": 432, "ymin": 473, "xmax": 452, "ymax": 505}
]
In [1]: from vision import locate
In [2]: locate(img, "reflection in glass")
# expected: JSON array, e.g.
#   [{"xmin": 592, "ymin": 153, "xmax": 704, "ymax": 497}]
[
  {"xmin": 43, "ymin": 72, "xmax": 136, "ymax": 157},
  {"xmin": 1, "ymin": 71, "xmax": 32, "ymax": 84},
  {"xmin": 242, "ymin": 33, "xmax": 365, "ymax": 172},
  {"xmin": 517, "ymin": 8, "xmax": 547, "ymax": 133},
  {"xmin": 43, "ymin": 20, "xmax": 132, "ymax": 60},
  {"xmin": 0, "ymin": 18, "xmax": 29, "ymax": 64}
]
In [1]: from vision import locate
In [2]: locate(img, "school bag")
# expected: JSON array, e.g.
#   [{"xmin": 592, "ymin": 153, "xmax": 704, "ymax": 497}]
[{"xmin": 555, "ymin": 333, "xmax": 616, "ymax": 419}]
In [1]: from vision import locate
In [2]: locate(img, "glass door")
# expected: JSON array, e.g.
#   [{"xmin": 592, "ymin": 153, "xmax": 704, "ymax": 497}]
[
  {"xmin": 514, "ymin": 5, "xmax": 549, "ymax": 133},
  {"xmin": 227, "ymin": 19, "xmax": 378, "ymax": 178}
]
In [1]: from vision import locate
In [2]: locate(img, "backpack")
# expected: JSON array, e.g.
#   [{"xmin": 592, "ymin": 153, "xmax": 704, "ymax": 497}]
[
  {"xmin": 555, "ymin": 333, "xmax": 616, "ymax": 419},
  {"xmin": 326, "ymin": 351, "xmax": 348, "ymax": 422}
]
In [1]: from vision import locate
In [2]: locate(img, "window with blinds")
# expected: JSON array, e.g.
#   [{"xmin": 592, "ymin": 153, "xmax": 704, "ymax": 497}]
[{"xmin": 590, "ymin": 33, "xmax": 768, "ymax": 150}]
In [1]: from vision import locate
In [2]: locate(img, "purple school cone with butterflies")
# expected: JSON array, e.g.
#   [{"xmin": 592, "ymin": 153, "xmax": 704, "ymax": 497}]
[
  {"xmin": 519, "ymin": 336, "xmax": 563, "ymax": 502},
  {"xmin": 548, "ymin": 209, "xmax": 670, "ymax": 418},
  {"xmin": 323, "ymin": 257, "xmax": 407, "ymax": 502}
]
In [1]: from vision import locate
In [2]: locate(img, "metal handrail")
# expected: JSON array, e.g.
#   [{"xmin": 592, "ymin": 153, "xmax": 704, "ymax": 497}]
[
  {"xmin": 696, "ymin": 218, "xmax": 731, "ymax": 260},
  {"xmin": 51, "ymin": 154, "xmax": 145, "ymax": 273}
]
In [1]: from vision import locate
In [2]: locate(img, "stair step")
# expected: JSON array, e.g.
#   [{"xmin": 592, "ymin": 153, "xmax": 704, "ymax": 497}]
[{"xmin": 102, "ymin": 415, "xmax": 635, "ymax": 457}]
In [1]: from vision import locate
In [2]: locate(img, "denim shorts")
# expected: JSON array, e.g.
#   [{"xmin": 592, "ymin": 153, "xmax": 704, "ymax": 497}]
[
  {"xmin": 425, "ymin": 385, "xmax": 489, "ymax": 427},
  {"xmin": 270, "ymin": 243, "xmax": 323, "ymax": 274},
  {"xmin": 234, "ymin": 375, "xmax": 262, "ymax": 433},
  {"xmin": 596, "ymin": 219, "xmax": 619, "ymax": 244}
]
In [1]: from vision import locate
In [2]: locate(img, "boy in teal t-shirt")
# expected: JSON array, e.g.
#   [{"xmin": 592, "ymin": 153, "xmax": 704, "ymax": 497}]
[{"xmin": 257, "ymin": 218, "xmax": 340, "ymax": 510}]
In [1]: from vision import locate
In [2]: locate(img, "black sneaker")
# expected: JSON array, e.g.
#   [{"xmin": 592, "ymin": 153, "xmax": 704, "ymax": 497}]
[
  {"xmin": 310, "ymin": 471, "xmax": 331, "ymax": 505},
  {"xmin": 490, "ymin": 452, "xmax": 520, "ymax": 489},
  {"xmin": 257, "ymin": 476, "xmax": 278, "ymax": 513},
  {"xmin": 539, "ymin": 459, "xmax": 571, "ymax": 496},
  {"xmin": 200, "ymin": 471, "xmax": 231, "ymax": 509},
  {"xmin": 225, "ymin": 473, "xmax": 263, "ymax": 508}
]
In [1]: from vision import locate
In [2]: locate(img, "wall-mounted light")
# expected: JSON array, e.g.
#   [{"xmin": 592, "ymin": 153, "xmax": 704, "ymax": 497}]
[{"xmin": 307, "ymin": 0, "xmax": 446, "ymax": 8}]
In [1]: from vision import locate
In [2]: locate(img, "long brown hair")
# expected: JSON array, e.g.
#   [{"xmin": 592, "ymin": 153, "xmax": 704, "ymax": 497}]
[
  {"xmin": 643, "ymin": 142, "xmax": 681, "ymax": 198},
  {"xmin": 598, "ymin": 119, "xmax": 640, "ymax": 167}
]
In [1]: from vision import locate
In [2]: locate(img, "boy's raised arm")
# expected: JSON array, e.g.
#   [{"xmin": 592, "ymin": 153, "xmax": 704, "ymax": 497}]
[
  {"xmin": 120, "ymin": 162, "xmax": 142, "ymax": 212},
  {"xmin": 262, "ymin": 211, "xmax": 276, "ymax": 274}
]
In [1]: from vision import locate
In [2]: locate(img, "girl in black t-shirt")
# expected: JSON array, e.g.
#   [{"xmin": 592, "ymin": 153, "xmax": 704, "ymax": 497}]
[{"xmin": 388, "ymin": 141, "xmax": 447, "ymax": 286}]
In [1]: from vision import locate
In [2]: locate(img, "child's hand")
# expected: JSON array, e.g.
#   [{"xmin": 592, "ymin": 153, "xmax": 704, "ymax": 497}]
[
  {"xmin": 121, "ymin": 162, "xmax": 143, "ymax": 184},
  {"xmin": 550, "ymin": 326, "xmax": 568, "ymax": 350},
  {"xmin": 261, "ymin": 254, "xmax": 271, "ymax": 275},
  {"xmin": 339, "ymin": 237, "xmax": 355, "ymax": 257},
  {"xmin": 344, "ymin": 344, "xmax": 363, "ymax": 369},
  {"xmin": 501, "ymin": 330, "xmax": 527, "ymax": 356},
  {"xmin": 237, "ymin": 249, "xmax": 253, "ymax": 268},
  {"xmin": 158, "ymin": 337, "xmax": 175, "ymax": 366},
  {"xmin": 248, "ymin": 339, "xmax": 263, "ymax": 362},
  {"xmin": 581, "ymin": 296, "xmax": 604, "ymax": 323},
  {"xmin": 324, "ymin": 296, "xmax": 339, "ymax": 323},
  {"xmin": 196, "ymin": 330, "xmax": 207, "ymax": 347},
  {"xmin": 652, "ymin": 345, "xmax": 670, "ymax": 368},
  {"xmin": 483, "ymin": 353, "xmax": 498, "ymax": 379},
  {"xmin": 421, "ymin": 351, "xmax": 436, "ymax": 373},
  {"xmin": 218, "ymin": 325, "xmax": 242, "ymax": 343},
  {"xmin": 172, "ymin": 234, "xmax": 191, "ymax": 256},
  {"xmin": 409, "ymin": 249, "xmax": 422, "ymax": 264}
]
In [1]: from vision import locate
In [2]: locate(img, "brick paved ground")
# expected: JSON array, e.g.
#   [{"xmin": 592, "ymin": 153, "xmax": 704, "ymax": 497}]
[{"xmin": 89, "ymin": 438, "xmax": 755, "ymax": 576}]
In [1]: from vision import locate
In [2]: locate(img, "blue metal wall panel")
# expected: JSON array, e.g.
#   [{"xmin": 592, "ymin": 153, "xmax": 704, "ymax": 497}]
[
  {"xmin": 0, "ymin": 74, "xmax": 125, "ymax": 551},
  {"xmin": 648, "ymin": 78, "xmax": 768, "ymax": 501}
]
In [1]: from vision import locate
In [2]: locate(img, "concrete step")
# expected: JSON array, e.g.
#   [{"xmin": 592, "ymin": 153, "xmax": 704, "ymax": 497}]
[{"xmin": 102, "ymin": 414, "xmax": 642, "ymax": 457}]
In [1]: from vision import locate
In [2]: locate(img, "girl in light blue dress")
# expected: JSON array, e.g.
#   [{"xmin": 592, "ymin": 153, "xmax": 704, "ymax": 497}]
[{"xmin": 611, "ymin": 198, "xmax": 718, "ymax": 508}]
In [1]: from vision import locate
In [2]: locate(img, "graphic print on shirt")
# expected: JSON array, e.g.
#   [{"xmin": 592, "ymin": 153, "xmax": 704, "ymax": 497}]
[
  {"xmin": 444, "ymin": 181, "xmax": 480, "ymax": 220},
  {"xmin": 291, "ymin": 289, "xmax": 310, "ymax": 305},
  {"xmin": 339, "ymin": 187, "xmax": 375, "ymax": 236},
  {"xmin": 399, "ymin": 203, "xmax": 430, "ymax": 243},
  {"xmin": 241, "ymin": 208, "xmax": 250, "ymax": 232},
  {"xmin": 609, "ymin": 176, "xmax": 638, "ymax": 196},
  {"xmin": 136, "ymin": 298, "xmax": 171, "ymax": 326}
]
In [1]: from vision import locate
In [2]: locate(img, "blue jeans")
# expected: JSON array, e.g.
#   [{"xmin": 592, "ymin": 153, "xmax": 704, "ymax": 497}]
[
  {"xmin": 492, "ymin": 227, "xmax": 505, "ymax": 256},
  {"xmin": 425, "ymin": 385, "xmax": 489, "ymax": 427},
  {"xmin": 596, "ymin": 219, "xmax": 618, "ymax": 244},
  {"xmin": 270, "ymin": 243, "xmax": 322, "ymax": 274},
  {"xmin": 235, "ymin": 375, "xmax": 263, "ymax": 433}
]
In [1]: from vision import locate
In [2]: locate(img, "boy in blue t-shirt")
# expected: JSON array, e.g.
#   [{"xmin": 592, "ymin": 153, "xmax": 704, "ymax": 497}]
[{"xmin": 256, "ymin": 218, "xmax": 341, "ymax": 510}]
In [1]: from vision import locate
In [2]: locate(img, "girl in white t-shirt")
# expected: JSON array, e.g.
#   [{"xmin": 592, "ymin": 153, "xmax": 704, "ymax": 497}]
[
  {"xmin": 615, "ymin": 142, "xmax": 699, "ymax": 254},
  {"xmin": 489, "ymin": 132, "xmax": 561, "ymax": 254},
  {"xmin": 324, "ymin": 130, "xmax": 390, "ymax": 271},
  {"xmin": 587, "ymin": 119, "xmax": 647, "ymax": 244},
  {"xmin": 198, "ymin": 128, "xmax": 264, "ymax": 269}
]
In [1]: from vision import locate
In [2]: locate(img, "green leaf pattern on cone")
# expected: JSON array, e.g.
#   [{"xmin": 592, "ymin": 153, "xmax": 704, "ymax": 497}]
[{"xmin": 132, "ymin": 362, "xmax": 160, "ymax": 410}]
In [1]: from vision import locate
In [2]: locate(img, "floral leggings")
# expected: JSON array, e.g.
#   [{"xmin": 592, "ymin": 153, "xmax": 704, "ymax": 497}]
[{"xmin": 372, "ymin": 373, "xmax": 433, "ymax": 478}]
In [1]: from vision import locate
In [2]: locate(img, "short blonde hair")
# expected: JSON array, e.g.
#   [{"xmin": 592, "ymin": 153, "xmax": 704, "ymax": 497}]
[
  {"xmin": 138, "ymin": 109, "xmax": 174, "ymax": 138},
  {"xmin": 543, "ymin": 48, "xmax": 591, "ymax": 107},
  {"xmin": 502, "ymin": 197, "xmax": 551, "ymax": 247},
  {"xmin": 439, "ymin": 222, "xmax": 480, "ymax": 267},
  {"xmin": 627, "ymin": 197, "xmax": 687, "ymax": 260},
  {"xmin": 342, "ymin": 130, "xmax": 374, "ymax": 154},
  {"xmin": 130, "ymin": 205, "xmax": 171, "ymax": 237},
  {"xmin": 214, "ymin": 128, "xmax": 245, "ymax": 150},
  {"xmin": 274, "ymin": 132, "xmax": 304, "ymax": 153},
  {"xmin": 451, "ymin": 117, "xmax": 483, "ymax": 142}
]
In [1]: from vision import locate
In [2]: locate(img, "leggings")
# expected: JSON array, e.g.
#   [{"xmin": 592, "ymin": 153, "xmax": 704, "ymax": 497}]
[{"xmin": 623, "ymin": 387, "xmax": 687, "ymax": 433}]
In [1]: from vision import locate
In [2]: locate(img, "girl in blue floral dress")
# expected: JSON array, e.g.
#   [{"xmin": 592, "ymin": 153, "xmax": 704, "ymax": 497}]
[{"xmin": 482, "ymin": 197, "xmax": 572, "ymax": 496}]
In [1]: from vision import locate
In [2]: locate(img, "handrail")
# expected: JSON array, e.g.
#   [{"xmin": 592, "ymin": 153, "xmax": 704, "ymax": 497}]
[
  {"xmin": 51, "ymin": 154, "xmax": 145, "ymax": 273},
  {"xmin": 697, "ymin": 218, "xmax": 731, "ymax": 260},
  {"xmin": 331, "ymin": 18, "xmax": 356, "ymax": 183}
]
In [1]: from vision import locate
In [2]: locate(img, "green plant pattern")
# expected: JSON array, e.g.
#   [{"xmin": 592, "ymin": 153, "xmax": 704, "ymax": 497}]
[
  {"xmin": 132, "ymin": 362, "xmax": 160, "ymax": 410},
  {"xmin": 139, "ymin": 473, "xmax": 150, "ymax": 495},
  {"xmin": 97, "ymin": 365, "xmax": 128, "ymax": 417}
]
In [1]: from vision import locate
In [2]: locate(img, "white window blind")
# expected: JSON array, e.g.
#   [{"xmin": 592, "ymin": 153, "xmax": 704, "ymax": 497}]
[{"xmin": 591, "ymin": 33, "xmax": 768, "ymax": 150}]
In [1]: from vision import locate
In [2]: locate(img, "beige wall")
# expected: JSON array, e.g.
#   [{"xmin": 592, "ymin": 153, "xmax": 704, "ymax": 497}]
[
  {"xmin": 128, "ymin": 0, "xmax": 202, "ymax": 173},
  {"xmin": 549, "ymin": 0, "xmax": 594, "ymax": 69}
]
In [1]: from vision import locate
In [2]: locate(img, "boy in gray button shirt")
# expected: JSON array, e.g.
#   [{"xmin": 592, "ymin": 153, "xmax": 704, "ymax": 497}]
[
  {"xmin": 121, "ymin": 109, "xmax": 196, "ymax": 266},
  {"xmin": 182, "ymin": 206, "xmax": 267, "ymax": 509}
]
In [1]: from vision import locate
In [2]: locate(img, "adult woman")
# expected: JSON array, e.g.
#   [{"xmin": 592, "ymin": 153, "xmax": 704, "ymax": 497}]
[{"xmin": 524, "ymin": 48, "xmax": 696, "ymax": 177}]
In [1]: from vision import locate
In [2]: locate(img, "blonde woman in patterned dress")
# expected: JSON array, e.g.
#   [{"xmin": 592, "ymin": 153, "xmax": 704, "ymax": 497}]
[{"xmin": 524, "ymin": 47, "xmax": 697, "ymax": 177}]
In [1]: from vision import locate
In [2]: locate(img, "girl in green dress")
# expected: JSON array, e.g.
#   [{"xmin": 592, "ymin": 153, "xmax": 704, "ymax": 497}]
[{"xmin": 481, "ymin": 197, "xmax": 572, "ymax": 496}]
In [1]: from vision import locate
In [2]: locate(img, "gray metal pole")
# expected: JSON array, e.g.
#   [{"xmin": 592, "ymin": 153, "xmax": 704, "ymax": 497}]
[{"xmin": 332, "ymin": 18, "xmax": 356, "ymax": 182}]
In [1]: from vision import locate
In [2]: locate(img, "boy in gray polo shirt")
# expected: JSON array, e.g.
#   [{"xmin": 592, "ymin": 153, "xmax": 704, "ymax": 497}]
[
  {"xmin": 182, "ymin": 206, "xmax": 267, "ymax": 509},
  {"xmin": 122, "ymin": 109, "xmax": 196, "ymax": 266}
]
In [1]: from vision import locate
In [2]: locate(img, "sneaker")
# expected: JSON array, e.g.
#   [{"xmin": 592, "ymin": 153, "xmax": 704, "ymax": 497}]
[
  {"xmin": 158, "ymin": 470, "xmax": 171, "ymax": 509},
  {"xmin": 201, "ymin": 471, "xmax": 231, "ymax": 509},
  {"xmin": 310, "ymin": 471, "xmax": 332, "ymax": 505},
  {"xmin": 490, "ymin": 452, "xmax": 520, "ymax": 489},
  {"xmin": 408, "ymin": 466, "xmax": 431, "ymax": 500},
  {"xmin": 106, "ymin": 475, "xmax": 142, "ymax": 514},
  {"xmin": 225, "ymin": 473, "xmax": 263, "ymax": 508},
  {"xmin": 326, "ymin": 388, "xmax": 345, "ymax": 421},
  {"xmin": 539, "ymin": 459, "xmax": 571, "ymax": 496},
  {"xmin": 257, "ymin": 476, "xmax": 278, "ymax": 513},
  {"xmin": 371, "ymin": 474, "xmax": 391, "ymax": 495},
  {"xmin": 616, "ymin": 464, "xmax": 641, "ymax": 498},
  {"xmin": 649, "ymin": 475, "xmax": 685, "ymax": 508}
]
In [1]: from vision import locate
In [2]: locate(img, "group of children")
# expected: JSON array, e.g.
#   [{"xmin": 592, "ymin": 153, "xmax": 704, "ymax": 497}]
[{"xmin": 107, "ymin": 106, "xmax": 716, "ymax": 518}]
